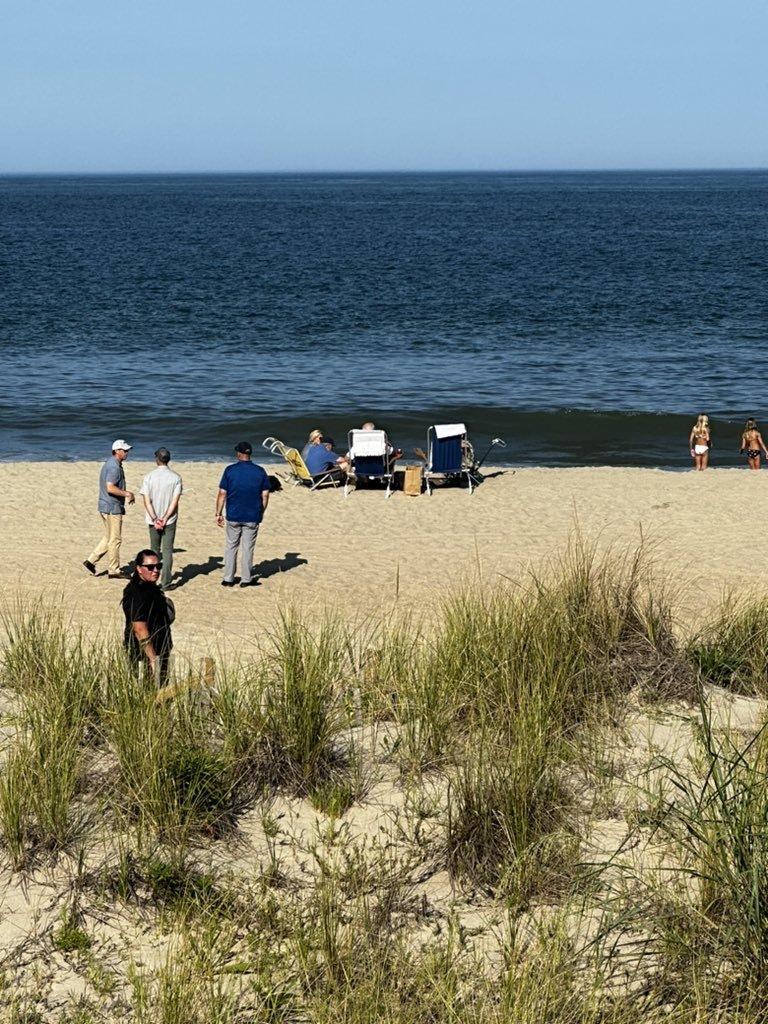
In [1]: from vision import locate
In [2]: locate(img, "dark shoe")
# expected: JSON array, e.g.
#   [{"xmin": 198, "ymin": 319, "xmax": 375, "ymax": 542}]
[
  {"xmin": 221, "ymin": 579, "xmax": 237, "ymax": 587},
  {"xmin": 108, "ymin": 572, "xmax": 128, "ymax": 580},
  {"xmin": 83, "ymin": 560, "xmax": 96, "ymax": 575},
  {"xmin": 240, "ymin": 579, "xmax": 260, "ymax": 588}
]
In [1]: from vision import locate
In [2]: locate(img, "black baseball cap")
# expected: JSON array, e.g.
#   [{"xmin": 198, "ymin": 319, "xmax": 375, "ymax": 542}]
[
  {"xmin": 234, "ymin": 441, "xmax": 252, "ymax": 454},
  {"xmin": 321, "ymin": 436, "xmax": 335, "ymax": 446}
]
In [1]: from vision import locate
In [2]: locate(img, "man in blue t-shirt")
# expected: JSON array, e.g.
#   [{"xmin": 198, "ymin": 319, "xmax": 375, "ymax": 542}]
[
  {"xmin": 215, "ymin": 441, "xmax": 271, "ymax": 588},
  {"xmin": 304, "ymin": 436, "xmax": 347, "ymax": 478}
]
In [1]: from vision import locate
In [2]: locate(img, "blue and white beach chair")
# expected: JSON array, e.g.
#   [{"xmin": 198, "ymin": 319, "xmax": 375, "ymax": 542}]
[
  {"xmin": 424, "ymin": 423, "xmax": 482, "ymax": 495},
  {"xmin": 345, "ymin": 429, "xmax": 394, "ymax": 498}
]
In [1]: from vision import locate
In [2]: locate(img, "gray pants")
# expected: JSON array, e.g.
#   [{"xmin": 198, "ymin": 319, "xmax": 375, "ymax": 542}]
[
  {"xmin": 224, "ymin": 521, "xmax": 259, "ymax": 583},
  {"xmin": 149, "ymin": 520, "xmax": 177, "ymax": 590}
]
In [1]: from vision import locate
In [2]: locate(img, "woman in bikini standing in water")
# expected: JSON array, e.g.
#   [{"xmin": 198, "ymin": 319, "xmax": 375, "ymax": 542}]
[
  {"xmin": 740, "ymin": 418, "xmax": 768, "ymax": 470},
  {"xmin": 689, "ymin": 414, "xmax": 711, "ymax": 471}
]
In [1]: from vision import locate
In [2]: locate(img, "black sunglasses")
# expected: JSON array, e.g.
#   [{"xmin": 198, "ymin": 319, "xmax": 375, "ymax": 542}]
[{"xmin": 140, "ymin": 562, "xmax": 162, "ymax": 571}]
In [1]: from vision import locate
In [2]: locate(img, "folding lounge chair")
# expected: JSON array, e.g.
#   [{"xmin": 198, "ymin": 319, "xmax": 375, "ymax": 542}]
[
  {"xmin": 345, "ymin": 429, "xmax": 394, "ymax": 498},
  {"xmin": 262, "ymin": 437, "xmax": 343, "ymax": 491},
  {"xmin": 423, "ymin": 423, "xmax": 482, "ymax": 495}
]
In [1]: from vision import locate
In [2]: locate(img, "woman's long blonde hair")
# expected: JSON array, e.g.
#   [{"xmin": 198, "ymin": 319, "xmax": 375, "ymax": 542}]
[
  {"xmin": 307, "ymin": 429, "xmax": 323, "ymax": 444},
  {"xmin": 692, "ymin": 414, "xmax": 710, "ymax": 438},
  {"xmin": 742, "ymin": 418, "xmax": 758, "ymax": 447}
]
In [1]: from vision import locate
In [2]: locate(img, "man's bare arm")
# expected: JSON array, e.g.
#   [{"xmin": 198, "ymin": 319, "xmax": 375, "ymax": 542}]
[
  {"xmin": 108, "ymin": 481, "xmax": 135, "ymax": 503},
  {"xmin": 215, "ymin": 487, "xmax": 227, "ymax": 526},
  {"xmin": 165, "ymin": 493, "xmax": 181, "ymax": 520}
]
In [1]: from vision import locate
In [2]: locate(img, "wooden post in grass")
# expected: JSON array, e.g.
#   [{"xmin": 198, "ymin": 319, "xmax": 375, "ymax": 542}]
[
  {"xmin": 201, "ymin": 656, "xmax": 216, "ymax": 687},
  {"xmin": 155, "ymin": 656, "xmax": 216, "ymax": 703}
]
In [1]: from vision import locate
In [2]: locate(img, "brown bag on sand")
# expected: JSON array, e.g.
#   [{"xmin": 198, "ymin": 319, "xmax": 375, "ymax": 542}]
[{"xmin": 403, "ymin": 465, "xmax": 423, "ymax": 496}]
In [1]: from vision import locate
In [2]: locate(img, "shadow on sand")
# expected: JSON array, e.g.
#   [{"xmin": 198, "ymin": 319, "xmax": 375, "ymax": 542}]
[
  {"xmin": 171, "ymin": 552, "xmax": 307, "ymax": 589},
  {"xmin": 173, "ymin": 556, "xmax": 223, "ymax": 588},
  {"xmin": 253, "ymin": 551, "xmax": 308, "ymax": 580}
]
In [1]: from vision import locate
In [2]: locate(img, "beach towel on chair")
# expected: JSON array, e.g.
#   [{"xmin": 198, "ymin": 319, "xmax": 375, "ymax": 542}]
[{"xmin": 346, "ymin": 429, "xmax": 393, "ymax": 497}]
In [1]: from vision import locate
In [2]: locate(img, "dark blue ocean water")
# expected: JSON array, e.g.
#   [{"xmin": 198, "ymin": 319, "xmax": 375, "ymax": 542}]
[{"xmin": 1, "ymin": 171, "xmax": 767, "ymax": 466}]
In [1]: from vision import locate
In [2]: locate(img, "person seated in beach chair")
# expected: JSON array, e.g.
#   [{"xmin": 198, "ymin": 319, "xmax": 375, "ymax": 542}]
[
  {"xmin": 301, "ymin": 428, "xmax": 323, "ymax": 461},
  {"xmin": 358, "ymin": 421, "xmax": 403, "ymax": 471},
  {"xmin": 262, "ymin": 436, "xmax": 344, "ymax": 490},
  {"xmin": 304, "ymin": 435, "xmax": 349, "ymax": 483},
  {"xmin": 423, "ymin": 423, "xmax": 482, "ymax": 495},
  {"xmin": 346, "ymin": 427, "xmax": 395, "ymax": 497}
]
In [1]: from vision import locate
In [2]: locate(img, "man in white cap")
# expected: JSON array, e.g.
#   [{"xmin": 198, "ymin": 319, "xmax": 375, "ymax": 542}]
[{"xmin": 83, "ymin": 439, "xmax": 135, "ymax": 579}]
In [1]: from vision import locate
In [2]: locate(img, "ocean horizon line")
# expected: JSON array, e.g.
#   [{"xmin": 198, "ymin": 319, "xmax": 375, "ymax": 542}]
[{"xmin": 2, "ymin": 166, "xmax": 768, "ymax": 179}]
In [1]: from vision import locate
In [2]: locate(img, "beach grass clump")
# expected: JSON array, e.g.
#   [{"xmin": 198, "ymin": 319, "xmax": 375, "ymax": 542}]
[
  {"xmin": 0, "ymin": 746, "xmax": 34, "ymax": 869},
  {"xmin": 357, "ymin": 622, "xmax": 418, "ymax": 722},
  {"xmin": 532, "ymin": 542, "xmax": 686, "ymax": 710},
  {"xmin": 22, "ymin": 701, "xmax": 85, "ymax": 850},
  {"xmin": 0, "ymin": 703, "xmax": 86, "ymax": 866},
  {"xmin": 397, "ymin": 544, "xmax": 682, "ymax": 776},
  {"xmin": 688, "ymin": 596, "xmax": 768, "ymax": 696},
  {"xmin": 604, "ymin": 704, "xmax": 768, "ymax": 1008},
  {"xmin": 212, "ymin": 665, "xmax": 267, "ymax": 771},
  {"xmin": 437, "ymin": 545, "xmax": 683, "ymax": 894},
  {"xmin": 288, "ymin": 819, "xmax": 451, "ymax": 1017},
  {"xmin": 483, "ymin": 915, "xmax": 739, "ymax": 1024},
  {"xmin": 52, "ymin": 905, "xmax": 92, "ymax": 954},
  {"xmin": 446, "ymin": 733, "xmax": 576, "ymax": 900},
  {"xmin": 657, "ymin": 714, "xmax": 768, "ymax": 986},
  {"xmin": 1, "ymin": 601, "xmax": 70, "ymax": 693},
  {"xmin": 1, "ymin": 602, "xmax": 105, "ymax": 724},
  {"xmin": 141, "ymin": 854, "xmax": 238, "ymax": 922},
  {"xmin": 307, "ymin": 772, "xmax": 359, "ymax": 818},
  {"xmin": 96, "ymin": 844, "xmax": 237, "ymax": 923},
  {"xmin": 129, "ymin": 926, "xmax": 245, "ymax": 1024},
  {"xmin": 102, "ymin": 671, "xmax": 236, "ymax": 842},
  {"xmin": 291, "ymin": 870, "xmax": 427, "ymax": 1017},
  {"xmin": 260, "ymin": 612, "xmax": 348, "ymax": 794},
  {"xmin": 292, "ymin": 891, "xmax": 672, "ymax": 1024}
]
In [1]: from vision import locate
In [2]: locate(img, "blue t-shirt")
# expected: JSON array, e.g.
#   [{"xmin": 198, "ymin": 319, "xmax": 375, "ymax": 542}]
[
  {"xmin": 305, "ymin": 445, "xmax": 339, "ymax": 476},
  {"xmin": 219, "ymin": 460, "xmax": 270, "ymax": 523},
  {"xmin": 98, "ymin": 455, "xmax": 126, "ymax": 514}
]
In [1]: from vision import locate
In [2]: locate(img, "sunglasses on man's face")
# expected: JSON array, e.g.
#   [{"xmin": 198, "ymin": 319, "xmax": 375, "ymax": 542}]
[{"xmin": 140, "ymin": 563, "xmax": 162, "ymax": 572}]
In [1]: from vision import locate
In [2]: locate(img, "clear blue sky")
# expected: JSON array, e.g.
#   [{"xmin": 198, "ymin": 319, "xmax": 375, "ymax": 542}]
[{"xmin": 2, "ymin": 0, "xmax": 767, "ymax": 173}]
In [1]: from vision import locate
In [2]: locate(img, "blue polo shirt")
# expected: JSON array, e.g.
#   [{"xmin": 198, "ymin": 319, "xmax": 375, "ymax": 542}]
[
  {"xmin": 98, "ymin": 455, "xmax": 126, "ymax": 514},
  {"xmin": 305, "ymin": 445, "xmax": 339, "ymax": 476},
  {"xmin": 219, "ymin": 460, "xmax": 270, "ymax": 524}
]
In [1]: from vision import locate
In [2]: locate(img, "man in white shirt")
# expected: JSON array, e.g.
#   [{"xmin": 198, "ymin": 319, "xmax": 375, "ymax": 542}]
[{"xmin": 139, "ymin": 447, "xmax": 183, "ymax": 591}]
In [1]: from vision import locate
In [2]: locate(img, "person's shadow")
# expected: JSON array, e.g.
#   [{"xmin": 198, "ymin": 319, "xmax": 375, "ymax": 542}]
[
  {"xmin": 173, "ymin": 556, "xmax": 223, "ymax": 588},
  {"xmin": 253, "ymin": 551, "xmax": 308, "ymax": 579}
]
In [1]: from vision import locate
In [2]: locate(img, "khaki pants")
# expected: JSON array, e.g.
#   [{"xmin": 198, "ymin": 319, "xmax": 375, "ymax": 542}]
[{"xmin": 87, "ymin": 513, "xmax": 123, "ymax": 574}]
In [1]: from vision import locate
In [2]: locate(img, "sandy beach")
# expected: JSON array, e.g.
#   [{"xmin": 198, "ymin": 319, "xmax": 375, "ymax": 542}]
[{"xmin": 1, "ymin": 461, "xmax": 765, "ymax": 656}]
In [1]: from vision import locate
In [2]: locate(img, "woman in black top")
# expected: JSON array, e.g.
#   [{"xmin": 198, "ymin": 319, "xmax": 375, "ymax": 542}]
[{"xmin": 121, "ymin": 549, "xmax": 173, "ymax": 685}]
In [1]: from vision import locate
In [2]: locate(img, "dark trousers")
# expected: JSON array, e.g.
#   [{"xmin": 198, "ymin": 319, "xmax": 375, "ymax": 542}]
[{"xmin": 149, "ymin": 520, "xmax": 177, "ymax": 590}]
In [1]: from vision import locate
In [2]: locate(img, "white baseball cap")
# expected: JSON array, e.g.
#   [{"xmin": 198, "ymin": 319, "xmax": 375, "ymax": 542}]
[{"xmin": 112, "ymin": 439, "xmax": 132, "ymax": 451}]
